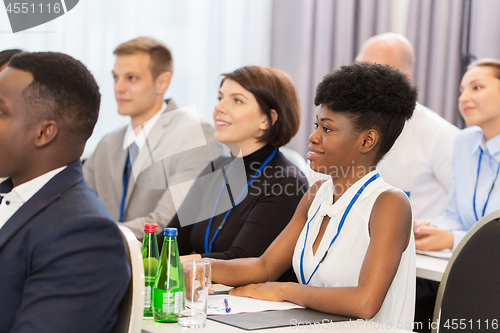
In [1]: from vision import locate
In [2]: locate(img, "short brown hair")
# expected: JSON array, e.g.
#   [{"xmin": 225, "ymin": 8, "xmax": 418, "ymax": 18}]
[
  {"xmin": 113, "ymin": 37, "xmax": 173, "ymax": 79},
  {"xmin": 468, "ymin": 58, "xmax": 500, "ymax": 80},
  {"xmin": 221, "ymin": 66, "xmax": 301, "ymax": 148}
]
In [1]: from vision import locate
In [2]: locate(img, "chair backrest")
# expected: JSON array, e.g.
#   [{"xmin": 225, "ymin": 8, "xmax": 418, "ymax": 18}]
[
  {"xmin": 280, "ymin": 147, "xmax": 308, "ymax": 172},
  {"xmin": 432, "ymin": 209, "xmax": 500, "ymax": 333},
  {"xmin": 113, "ymin": 226, "xmax": 145, "ymax": 333}
]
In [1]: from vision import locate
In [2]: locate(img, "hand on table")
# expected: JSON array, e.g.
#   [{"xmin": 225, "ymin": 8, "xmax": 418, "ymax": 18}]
[
  {"xmin": 180, "ymin": 253, "xmax": 202, "ymax": 260},
  {"xmin": 413, "ymin": 219, "xmax": 431, "ymax": 234},
  {"xmin": 414, "ymin": 225, "xmax": 453, "ymax": 251},
  {"xmin": 229, "ymin": 282, "xmax": 285, "ymax": 302}
]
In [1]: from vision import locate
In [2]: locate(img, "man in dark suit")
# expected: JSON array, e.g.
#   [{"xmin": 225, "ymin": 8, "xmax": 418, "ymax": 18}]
[{"xmin": 0, "ymin": 52, "xmax": 130, "ymax": 333}]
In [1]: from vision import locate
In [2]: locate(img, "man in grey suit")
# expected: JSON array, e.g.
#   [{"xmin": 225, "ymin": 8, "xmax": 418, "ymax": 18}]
[{"xmin": 84, "ymin": 37, "xmax": 219, "ymax": 239}]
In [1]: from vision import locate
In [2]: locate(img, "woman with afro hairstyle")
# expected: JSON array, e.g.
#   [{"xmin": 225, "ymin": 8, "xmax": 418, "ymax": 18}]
[{"xmin": 210, "ymin": 62, "xmax": 419, "ymax": 327}]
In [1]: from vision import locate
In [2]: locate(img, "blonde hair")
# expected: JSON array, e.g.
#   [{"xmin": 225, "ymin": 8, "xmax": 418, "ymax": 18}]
[
  {"xmin": 113, "ymin": 37, "xmax": 173, "ymax": 79},
  {"xmin": 467, "ymin": 58, "xmax": 500, "ymax": 80}
]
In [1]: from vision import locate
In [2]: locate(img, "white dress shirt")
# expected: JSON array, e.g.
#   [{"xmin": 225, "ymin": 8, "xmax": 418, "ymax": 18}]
[
  {"xmin": 377, "ymin": 103, "xmax": 459, "ymax": 224},
  {"xmin": 292, "ymin": 171, "xmax": 416, "ymax": 327},
  {"xmin": 0, "ymin": 166, "xmax": 66, "ymax": 229},
  {"xmin": 122, "ymin": 102, "xmax": 167, "ymax": 156}
]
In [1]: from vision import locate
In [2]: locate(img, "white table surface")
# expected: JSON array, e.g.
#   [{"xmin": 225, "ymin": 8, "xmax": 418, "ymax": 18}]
[
  {"xmin": 142, "ymin": 286, "xmax": 413, "ymax": 333},
  {"xmin": 142, "ymin": 317, "xmax": 413, "ymax": 333},
  {"xmin": 415, "ymin": 253, "xmax": 449, "ymax": 282},
  {"xmin": 142, "ymin": 255, "xmax": 448, "ymax": 333}
]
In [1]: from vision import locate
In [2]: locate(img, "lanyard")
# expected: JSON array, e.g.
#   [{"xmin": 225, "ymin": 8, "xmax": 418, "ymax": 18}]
[
  {"xmin": 473, "ymin": 148, "xmax": 500, "ymax": 221},
  {"xmin": 204, "ymin": 149, "xmax": 278, "ymax": 253},
  {"xmin": 300, "ymin": 172, "xmax": 380, "ymax": 285}
]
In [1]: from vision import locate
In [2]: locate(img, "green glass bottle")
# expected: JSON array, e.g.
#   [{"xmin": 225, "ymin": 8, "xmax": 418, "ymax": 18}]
[
  {"xmin": 153, "ymin": 228, "xmax": 185, "ymax": 322},
  {"xmin": 141, "ymin": 223, "xmax": 159, "ymax": 317}
]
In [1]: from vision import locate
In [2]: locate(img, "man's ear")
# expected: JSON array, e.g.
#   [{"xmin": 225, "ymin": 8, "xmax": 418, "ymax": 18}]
[
  {"xmin": 155, "ymin": 71, "xmax": 172, "ymax": 95},
  {"xmin": 34, "ymin": 120, "xmax": 58, "ymax": 148},
  {"xmin": 404, "ymin": 71, "xmax": 412, "ymax": 81},
  {"xmin": 259, "ymin": 109, "xmax": 278, "ymax": 131},
  {"xmin": 359, "ymin": 129, "xmax": 379, "ymax": 154}
]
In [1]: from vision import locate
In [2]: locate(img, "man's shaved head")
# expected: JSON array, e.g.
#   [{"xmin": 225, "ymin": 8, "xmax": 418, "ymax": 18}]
[{"xmin": 356, "ymin": 33, "xmax": 415, "ymax": 79}]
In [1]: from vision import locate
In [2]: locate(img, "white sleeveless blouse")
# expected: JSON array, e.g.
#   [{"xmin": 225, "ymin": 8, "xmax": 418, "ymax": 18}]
[{"xmin": 292, "ymin": 170, "xmax": 416, "ymax": 327}]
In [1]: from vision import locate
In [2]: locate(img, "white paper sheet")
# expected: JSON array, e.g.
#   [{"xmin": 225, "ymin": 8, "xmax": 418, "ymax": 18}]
[
  {"xmin": 207, "ymin": 294, "xmax": 303, "ymax": 315},
  {"xmin": 416, "ymin": 249, "xmax": 453, "ymax": 260}
]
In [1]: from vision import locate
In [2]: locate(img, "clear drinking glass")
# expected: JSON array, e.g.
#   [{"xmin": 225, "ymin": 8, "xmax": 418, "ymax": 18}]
[{"xmin": 178, "ymin": 259, "xmax": 211, "ymax": 328}]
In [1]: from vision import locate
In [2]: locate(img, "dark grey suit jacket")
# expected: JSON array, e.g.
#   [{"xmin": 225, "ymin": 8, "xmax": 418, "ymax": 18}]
[{"xmin": 0, "ymin": 161, "xmax": 130, "ymax": 333}]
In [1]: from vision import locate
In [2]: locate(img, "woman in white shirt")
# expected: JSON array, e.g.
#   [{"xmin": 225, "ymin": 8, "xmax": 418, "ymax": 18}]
[{"xmin": 210, "ymin": 62, "xmax": 418, "ymax": 327}]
